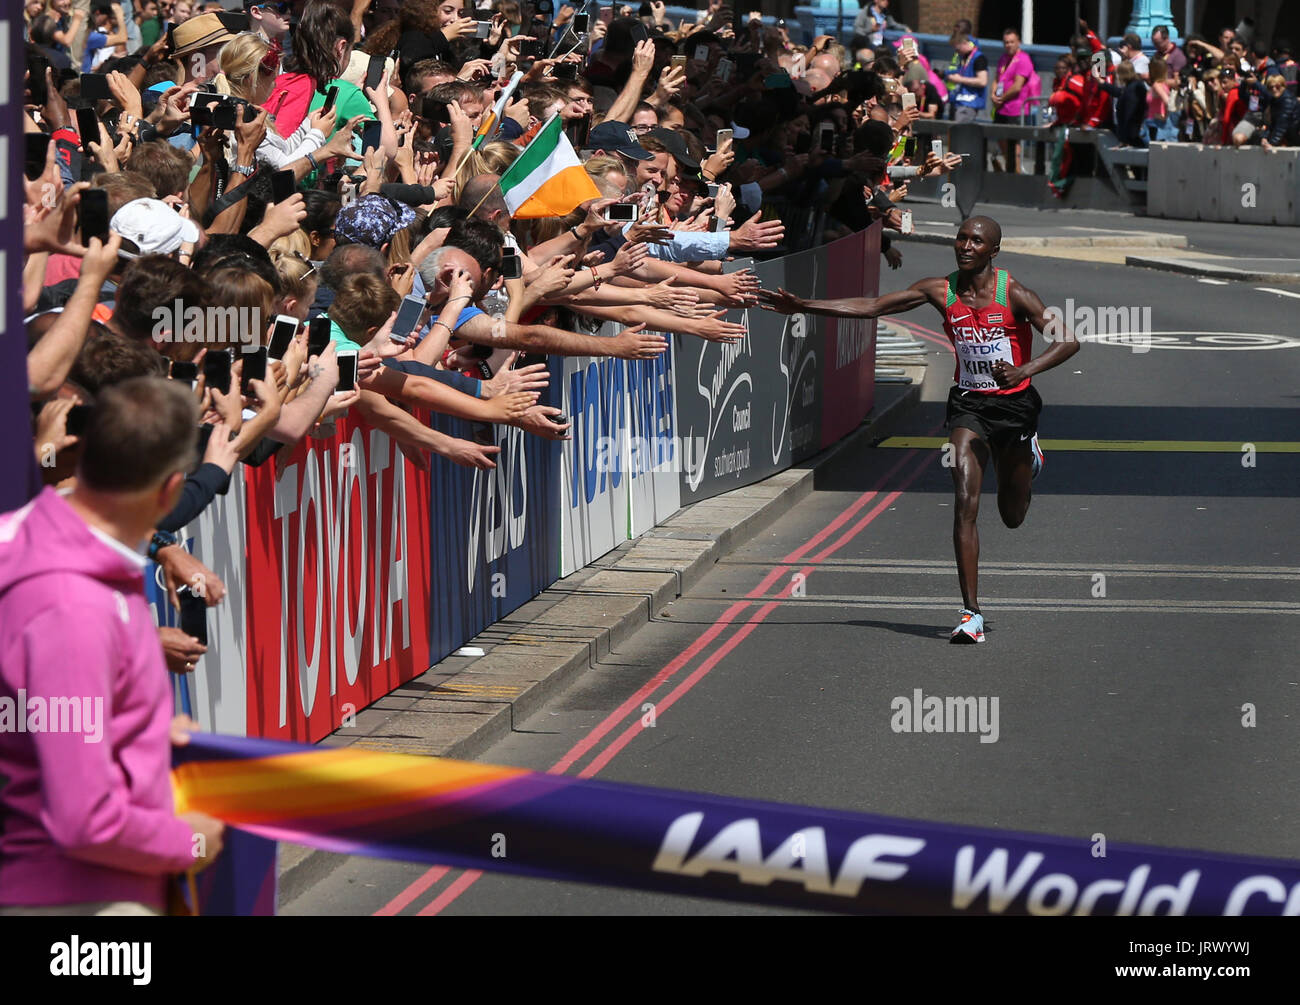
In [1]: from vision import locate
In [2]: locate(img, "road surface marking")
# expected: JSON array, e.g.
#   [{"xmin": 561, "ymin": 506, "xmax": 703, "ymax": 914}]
[{"xmin": 878, "ymin": 437, "xmax": 1300, "ymax": 452}]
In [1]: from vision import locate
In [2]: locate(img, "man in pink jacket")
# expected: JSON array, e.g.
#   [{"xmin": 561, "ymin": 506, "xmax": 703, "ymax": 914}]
[{"xmin": 0, "ymin": 377, "xmax": 224, "ymax": 915}]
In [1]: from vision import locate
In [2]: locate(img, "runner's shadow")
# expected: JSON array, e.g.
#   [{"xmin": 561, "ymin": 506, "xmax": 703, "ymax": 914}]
[{"xmin": 846, "ymin": 619, "xmax": 957, "ymax": 640}]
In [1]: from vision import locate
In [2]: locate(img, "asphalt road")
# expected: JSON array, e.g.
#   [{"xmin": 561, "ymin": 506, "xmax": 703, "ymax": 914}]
[{"xmin": 283, "ymin": 216, "xmax": 1300, "ymax": 917}]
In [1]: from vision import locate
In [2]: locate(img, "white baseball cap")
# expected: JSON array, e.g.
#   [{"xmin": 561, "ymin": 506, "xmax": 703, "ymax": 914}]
[{"xmin": 110, "ymin": 198, "xmax": 201, "ymax": 258}]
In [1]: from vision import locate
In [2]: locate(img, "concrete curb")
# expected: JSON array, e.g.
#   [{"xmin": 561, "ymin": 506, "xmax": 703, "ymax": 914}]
[
  {"xmin": 899, "ymin": 231, "xmax": 1189, "ymax": 250},
  {"xmin": 1124, "ymin": 254, "xmax": 1300, "ymax": 284},
  {"xmin": 277, "ymin": 381, "xmax": 923, "ymax": 905}
]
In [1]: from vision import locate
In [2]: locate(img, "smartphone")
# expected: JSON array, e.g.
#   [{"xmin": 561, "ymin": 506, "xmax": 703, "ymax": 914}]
[
  {"xmin": 80, "ymin": 73, "xmax": 112, "ymax": 102},
  {"xmin": 715, "ymin": 128, "xmax": 732, "ymax": 150},
  {"xmin": 671, "ymin": 55, "xmax": 687, "ymax": 71},
  {"xmin": 308, "ymin": 317, "xmax": 332, "ymax": 357},
  {"xmin": 321, "ymin": 85, "xmax": 339, "ymax": 115},
  {"xmin": 176, "ymin": 585, "xmax": 209, "ymax": 647},
  {"xmin": 335, "ymin": 350, "xmax": 358, "ymax": 394},
  {"xmin": 240, "ymin": 346, "xmax": 268, "ymax": 392},
  {"xmin": 717, "ymin": 58, "xmax": 734, "ymax": 82},
  {"xmin": 707, "ymin": 183, "xmax": 719, "ymax": 198},
  {"xmin": 27, "ymin": 53, "xmax": 49, "ymax": 107},
  {"xmin": 78, "ymin": 188, "xmax": 110, "ymax": 244},
  {"xmin": 793, "ymin": 131, "xmax": 812, "ymax": 155},
  {"xmin": 75, "ymin": 108, "xmax": 100, "ymax": 148},
  {"xmin": 359, "ymin": 119, "xmax": 384, "ymax": 153},
  {"xmin": 270, "ymin": 168, "xmax": 296, "ymax": 204},
  {"xmin": 202, "ymin": 349, "xmax": 233, "ymax": 395},
  {"xmin": 901, "ymin": 91, "xmax": 916, "ymax": 111},
  {"xmin": 694, "ymin": 45, "xmax": 708, "ymax": 62},
  {"xmin": 268, "ymin": 314, "xmax": 299, "ymax": 360},
  {"xmin": 475, "ymin": 19, "xmax": 493, "ymax": 38},
  {"xmin": 499, "ymin": 250, "xmax": 523, "ymax": 280},
  {"xmin": 552, "ymin": 63, "xmax": 577, "ymax": 80},
  {"xmin": 900, "ymin": 211, "xmax": 913, "ymax": 235},
  {"xmin": 391, "ymin": 295, "xmax": 426, "ymax": 342},
  {"xmin": 365, "ymin": 53, "xmax": 387, "ymax": 92},
  {"xmin": 170, "ymin": 360, "xmax": 199, "ymax": 384},
  {"xmin": 931, "ymin": 139, "xmax": 944, "ymax": 159},
  {"xmin": 165, "ymin": 21, "xmax": 177, "ymax": 53},
  {"xmin": 573, "ymin": 12, "xmax": 590, "ymax": 33},
  {"xmin": 517, "ymin": 38, "xmax": 540, "ymax": 60},
  {"xmin": 24, "ymin": 132, "xmax": 51, "ymax": 182},
  {"xmin": 65, "ymin": 404, "xmax": 94, "ymax": 438},
  {"xmin": 819, "ymin": 125, "xmax": 835, "ymax": 153},
  {"xmin": 605, "ymin": 202, "xmax": 639, "ymax": 222},
  {"xmin": 904, "ymin": 136, "xmax": 917, "ymax": 158}
]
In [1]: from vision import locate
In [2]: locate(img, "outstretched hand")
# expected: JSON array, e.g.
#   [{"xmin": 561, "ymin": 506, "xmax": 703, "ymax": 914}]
[{"xmin": 758, "ymin": 287, "xmax": 804, "ymax": 314}]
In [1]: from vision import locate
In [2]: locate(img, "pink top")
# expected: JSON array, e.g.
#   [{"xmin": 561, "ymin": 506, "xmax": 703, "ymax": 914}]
[
  {"xmin": 0, "ymin": 489, "xmax": 196, "ymax": 908},
  {"xmin": 995, "ymin": 50, "xmax": 1036, "ymax": 117},
  {"xmin": 1147, "ymin": 82, "xmax": 1169, "ymax": 119}
]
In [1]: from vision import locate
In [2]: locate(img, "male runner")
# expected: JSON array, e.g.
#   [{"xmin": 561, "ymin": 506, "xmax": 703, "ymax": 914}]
[{"xmin": 760, "ymin": 217, "xmax": 1080, "ymax": 643}]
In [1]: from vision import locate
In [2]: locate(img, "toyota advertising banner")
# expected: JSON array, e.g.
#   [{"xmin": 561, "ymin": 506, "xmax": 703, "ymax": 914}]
[{"xmin": 243, "ymin": 415, "xmax": 435, "ymax": 743}]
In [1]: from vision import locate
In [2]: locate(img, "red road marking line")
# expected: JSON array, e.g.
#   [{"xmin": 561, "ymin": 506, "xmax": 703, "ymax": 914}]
[
  {"xmin": 577, "ymin": 461, "xmax": 933, "ymax": 780},
  {"xmin": 373, "ymin": 865, "xmax": 450, "ymax": 916},
  {"xmin": 397, "ymin": 431, "xmax": 942, "ymax": 916},
  {"xmin": 416, "ymin": 869, "xmax": 482, "ymax": 916}
]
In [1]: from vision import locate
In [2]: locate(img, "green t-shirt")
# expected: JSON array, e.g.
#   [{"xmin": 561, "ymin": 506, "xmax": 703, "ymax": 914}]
[
  {"xmin": 140, "ymin": 17, "xmax": 162, "ymax": 48},
  {"xmin": 306, "ymin": 79, "xmax": 376, "ymax": 139},
  {"xmin": 327, "ymin": 318, "xmax": 362, "ymax": 353}
]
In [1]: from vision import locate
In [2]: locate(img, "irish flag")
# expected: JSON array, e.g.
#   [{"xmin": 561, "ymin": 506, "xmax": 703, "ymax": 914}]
[{"xmin": 499, "ymin": 114, "xmax": 600, "ymax": 219}]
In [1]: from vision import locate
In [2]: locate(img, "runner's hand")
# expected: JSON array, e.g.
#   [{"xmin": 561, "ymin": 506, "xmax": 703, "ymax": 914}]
[{"xmin": 991, "ymin": 360, "xmax": 1028, "ymax": 389}]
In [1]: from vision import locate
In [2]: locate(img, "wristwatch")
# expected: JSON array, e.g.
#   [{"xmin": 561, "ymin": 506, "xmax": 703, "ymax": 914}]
[
  {"xmin": 148, "ymin": 530, "xmax": 178, "ymax": 561},
  {"xmin": 231, "ymin": 162, "xmax": 255, "ymax": 177}
]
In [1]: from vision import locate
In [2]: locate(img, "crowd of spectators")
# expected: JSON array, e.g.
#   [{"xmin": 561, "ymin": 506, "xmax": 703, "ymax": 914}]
[{"xmin": 1044, "ymin": 18, "xmax": 1299, "ymax": 153}]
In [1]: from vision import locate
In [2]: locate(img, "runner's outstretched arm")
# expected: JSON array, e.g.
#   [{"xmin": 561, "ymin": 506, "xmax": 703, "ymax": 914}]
[{"xmin": 758, "ymin": 277, "xmax": 945, "ymax": 319}]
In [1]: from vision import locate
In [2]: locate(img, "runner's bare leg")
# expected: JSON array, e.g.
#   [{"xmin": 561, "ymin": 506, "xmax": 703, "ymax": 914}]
[
  {"xmin": 950, "ymin": 427, "xmax": 988, "ymax": 612},
  {"xmin": 992, "ymin": 438, "xmax": 1034, "ymax": 528}
]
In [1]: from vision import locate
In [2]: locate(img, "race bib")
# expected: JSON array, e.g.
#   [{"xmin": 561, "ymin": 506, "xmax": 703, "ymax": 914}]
[{"xmin": 955, "ymin": 336, "xmax": 1013, "ymax": 392}]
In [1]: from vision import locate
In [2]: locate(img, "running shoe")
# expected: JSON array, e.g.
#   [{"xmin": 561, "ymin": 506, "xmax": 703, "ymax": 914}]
[
  {"xmin": 1030, "ymin": 433, "xmax": 1044, "ymax": 480},
  {"xmin": 950, "ymin": 609, "xmax": 986, "ymax": 644}
]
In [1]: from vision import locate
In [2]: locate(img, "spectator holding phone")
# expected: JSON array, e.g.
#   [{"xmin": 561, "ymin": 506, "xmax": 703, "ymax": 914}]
[{"xmin": 0, "ymin": 378, "xmax": 225, "ymax": 916}]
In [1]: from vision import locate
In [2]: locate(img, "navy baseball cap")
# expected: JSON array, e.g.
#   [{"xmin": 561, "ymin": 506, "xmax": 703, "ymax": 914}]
[{"xmin": 586, "ymin": 120, "xmax": 652, "ymax": 161}]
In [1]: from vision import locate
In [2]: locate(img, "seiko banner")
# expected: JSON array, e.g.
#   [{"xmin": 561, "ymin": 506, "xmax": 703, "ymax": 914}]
[{"xmin": 676, "ymin": 227, "xmax": 879, "ymax": 503}]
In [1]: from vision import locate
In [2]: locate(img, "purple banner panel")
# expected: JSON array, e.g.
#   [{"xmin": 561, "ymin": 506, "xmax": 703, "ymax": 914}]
[
  {"xmin": 4, "ymin": 12, "xmax": 42, "ymax": 509},
  {"xmin": 176, "ymin": 733, "xmax": 1300, "ymax": 916}
]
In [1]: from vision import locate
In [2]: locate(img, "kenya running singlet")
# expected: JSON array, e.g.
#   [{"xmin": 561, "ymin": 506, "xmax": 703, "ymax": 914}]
[{"xmin": 942, "ymin": 269, "xmax": 1034, "ymax": 395}]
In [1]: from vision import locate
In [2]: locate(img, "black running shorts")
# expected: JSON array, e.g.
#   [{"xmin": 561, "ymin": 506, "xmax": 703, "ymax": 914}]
[{"xmin": 946, "ymin": 385, "xmax": 1043, "ymax": 445}]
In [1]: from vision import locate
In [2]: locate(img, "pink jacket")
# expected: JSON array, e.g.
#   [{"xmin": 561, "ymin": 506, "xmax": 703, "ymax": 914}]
[{"xmin": 0, "ymin": 488, "xmax": 195, "ymax": 908}]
